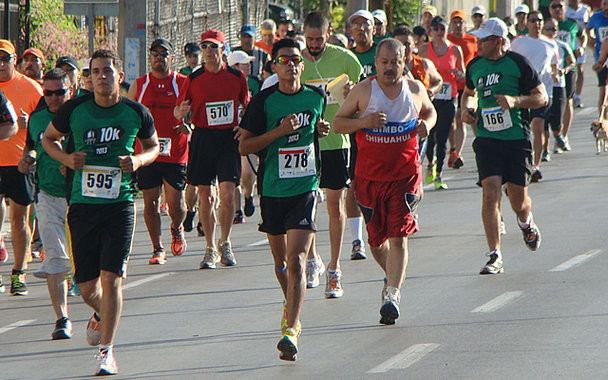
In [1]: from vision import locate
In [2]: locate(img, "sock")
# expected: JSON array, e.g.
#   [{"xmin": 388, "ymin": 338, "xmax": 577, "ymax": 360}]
[
  {"xmin": 12, "ymin": 269, "xmax": 24, "ymax": 275},
  {"xmin": 518, "ymin": 213, "xmax": 532, "ymax": 229},
  {"xmin": 93, "ymin": 312, "xmax": 100, "ymax": 321},
  {"xmin": 490, "ymin": 249, "xmax": 502, "ymax": 258},
  {"xmin": 348, "ymin": 217, "xmax": 363, "ymax": 242},
  {"xmin": 276, "ymin": 263, "xmax": 288, "ymax": 273},
  {"xmin": 99, "ymin": 344, "xmax": 113, "ymax": 353}
]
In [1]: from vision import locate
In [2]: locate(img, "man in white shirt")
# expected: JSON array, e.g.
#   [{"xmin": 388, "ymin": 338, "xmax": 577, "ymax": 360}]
[{"xmin": 566, "ymin": 0, "xmax": 591, "ymax": 107}]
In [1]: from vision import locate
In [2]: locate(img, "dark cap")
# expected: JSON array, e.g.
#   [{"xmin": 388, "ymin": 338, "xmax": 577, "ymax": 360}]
[
  {"xmin": 56, "ymin": 56, "xmax": 80, "ymax": 70},
  {"xmin": 184, "ymin": 42, "xmax": 201, "ymax": 55},
  {"xmin": 240, "ymin": 24, "xmax": 256, "ymax": 37},
  {"xmin": 431, "ymin": 16, "xmax": 449, "ymax": 28},
  {"xmin": 150, "ymin": 38, "xmax": 173, "ymax": 52}
]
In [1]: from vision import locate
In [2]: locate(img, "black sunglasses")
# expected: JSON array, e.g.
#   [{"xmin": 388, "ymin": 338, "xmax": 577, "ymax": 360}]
[
  {"xmin": 0, "ymin": 54, "xmax": 14, "ymax": 63},
  {"xmin": 44, "ymin": 88, "xmax": 68, "ymax": 97},
  {"xmin": 551, "ymin": 4, "xmax": 563, "ymax": 9},
  {"xmin": 150, "ymin": 50, "xmax": 169, "ymax": 58},
  {"xmin": 528, "ymin": 18, "xmax": 543, "ymax": 23},
  {"xmin": 82, "ymin": 69, "xmax": 90, "ymax": 77},
  {"xmin": 201, "ymin": 42, "xmax": 220, "ymax": 49}
]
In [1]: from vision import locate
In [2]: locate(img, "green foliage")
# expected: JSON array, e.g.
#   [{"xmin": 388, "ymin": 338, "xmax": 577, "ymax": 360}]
[{"xmin": 389, "ymin": 0, "xmax": 421, "ymax": 29}]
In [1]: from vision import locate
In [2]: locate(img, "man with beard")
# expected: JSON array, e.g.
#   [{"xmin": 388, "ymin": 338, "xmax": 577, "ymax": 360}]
[
  {"xmin": 334, "ymin": 38, "xmax": 436, "ymax": 325},
  {"xmin": 21, "ymin": 48, "xmax": 45, "ymax": 84},
  {"xmin": 127, "ymin": 39, "xmax": 189, "ymax": 264}
]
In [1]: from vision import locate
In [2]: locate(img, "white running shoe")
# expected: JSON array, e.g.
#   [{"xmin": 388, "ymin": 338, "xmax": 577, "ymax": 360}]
[
  {"xmin": 325, "ymin": 270, "xmax": 344, "ymax": 298},
  {"xmin": 86, "ymin": 313, "xmax": 101, "ymax": 346},
  {"xmin": 306, "ymin": 258, "xmax": 325, "ymax": 288},
  {"xmin": 95, "ymin": 347, "xmax": 118, "ymax": 376},
  {"xmin": 199, "ymin": 247, "xmax": 220, "ymax": 269},
  {"xmin": 380, "ymin": 286, "xmax": 401, "ymax": 325}
]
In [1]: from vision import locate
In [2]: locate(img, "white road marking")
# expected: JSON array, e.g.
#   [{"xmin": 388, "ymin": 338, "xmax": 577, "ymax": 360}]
[
  {"xmin": 549, "ymin": 249, "xmax": 602, "ymax": 272},
  {"xmin": 471, "ymin": 291, "xmax": 523, "ymax": 313},
  {"xmin": 367, "ymin": 343, "xmax": 440, "ymax": 374},
  {"xmin": 0, "ymin": 319, "xmax": 36, "ymax": 335},
  {"xmin": 123, "ymin": 272, "xmax": 172, "ymax": 290},
  {"xmin": 244, "ymin": 239, "xmax": 268, "ymax": 247}
]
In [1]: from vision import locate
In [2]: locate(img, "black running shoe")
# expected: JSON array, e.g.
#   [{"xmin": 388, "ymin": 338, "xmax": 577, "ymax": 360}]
[
  {"xmin": 244, "ymin": 196, "xmax": 255, "ymax": 217},
  {"xmin": 521, "ymin": 221, "xmax": 541, "ymax": 251},
  {"xmin": 197, "ymin": 222, "xmax": 205, "ymax": 237},
  {"xmin": 183, "ymin": 210, "xmax": 196, "ymax": 232},
  {"xmin": 531, "ymin": 168, "xmax": 542, "ymax": 183},
  {"xmin": 452, "ymin": 157, "xmax": 464, "ymax": 169},
  {"xmin": 52, "ymin": 317, "xmax": 72, "ymax": 340}
]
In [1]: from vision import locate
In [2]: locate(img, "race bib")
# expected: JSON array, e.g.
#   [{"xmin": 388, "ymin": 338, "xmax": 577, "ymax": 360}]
[
  {"xmin": 81, "ymin": 165, "xmax": 122, "ymax": 199},
  {"xmin": 205, "ymin": 100, "xmax": 234, "ymax": 126},
  {"xmin": 278, "ymin": 144, "xmax": 316, "ymax": 179},
  {"xmin": 158, "ymin": 137, "xmax": 171, "ymax": 156},
  {"xmin": 599, "ymin": 26, "xmax": 608, "ymax": 42},
  {"xmin": 305, "ymin": 78, "xmax": 338, "ymax": 105},
  {"xmin": 435, "ymin": 83, "xmax": 452, "ymax": 100},
  {"xmin": 482, "ymin": 106, "xmax": 513, "ymax": 132},
  {"xmin": 556, "ymin": 31, "xmax": 572, "ymax": 46}
]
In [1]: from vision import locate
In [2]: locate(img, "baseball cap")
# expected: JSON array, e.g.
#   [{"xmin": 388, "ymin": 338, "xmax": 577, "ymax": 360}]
[
  {"xmin": 150, "ymin": 38, "xmax": 173, "ymax": 52},
  {"xmin": 56, "ymin": 56, "xmax": 80, "ymax": 70},
  {"xmin": 22, "ymin": 47, "xmax": 45, "ymax": 61},
  {"xmin": 227, "ymin": 51, "xmax": 255, "ymax": 67},
  {"xmin": 184, "ymin": 42, "xmax": 201, "ymax": 55},
  {"xmin": 431, "ymin": 16, "xmax": 449, "ymax": 29},
  {"xmin": 451, "ymin": 10, "xmax": 467, "ymax": 20},
  {"xmin": 0, "ymin": 40, "xmax": 15, "ymax": 55},
  {"xmin": 348, "ymin": 10, "xmax": 374, "ymax": 24},
  {"xmin": 201, "ymin": 30, "xmax": 225, "ymax": 45},
  {"xmin": 470, "ymin": 17, "xmax": 508, "ymax": 39},
  {"xmin": 82, "ymin": 58, "xmax": 91, "ymax": 71},
  {"xmin": 472, "ymin": 5, "xmax": 487, "ymax": 16},
  {"xmin": 371, "ymin": 9, "xmax": 387, "ymax": 24},
  {"xmin": 422, "ymin": 5, "xmax": 437, "ymax": 16},
  {"xmin": 240, "ymin": 24, "xmax": 256, "ymax": 37},
  {"xmin": 514, "ymin": 4, "xmax": 529, "ymax": 14}
]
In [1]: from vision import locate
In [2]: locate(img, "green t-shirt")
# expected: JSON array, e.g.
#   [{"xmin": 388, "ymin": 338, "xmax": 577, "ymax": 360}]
[
  {"xmin": 373, "ymin": 33, "xmax": 392, "ymax": 45},
  {"xmin": 301, "ymin": 43, "xmax": 363, "ymax": 151},
  {"xmin": 465, "ymin": 51, "xmax": 541, "ymax": 140},
  {"xmin": 247, "ymin": 76, "xmax": 261, "ymax": 97},
  {"xmin": 351, "ymin": 44, "xmax": 377, "ymax": 78},
  {"xmin": 240, "ymin": 84, "xmax": 326, "ymax": 198},
  {"xmin": 179, "ymin": 66, "xmax": 194, "ymax": 76},
  {"xmin": 557, "ymin": 18, "xmax": 579, "ymax": 71},
  {"xmin": 52, "ymin": 93, "xmax": 156, "ymax": 204},
  {"xmin": 26, "ymin": 107, "xmax": 66, "ymax": 197}
]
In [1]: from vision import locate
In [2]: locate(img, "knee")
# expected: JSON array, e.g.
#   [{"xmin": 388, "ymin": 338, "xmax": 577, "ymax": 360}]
[
  {"xmin": 220, "ymin": 191, "xmax": 234, "ymax": 207},
  {"xmin": 100, "ymin": 271, "xmax": 121, "ymax": 292},
  {"xmin": 287, "ymin": 254, "xmax": 305, "ymax": 275}
]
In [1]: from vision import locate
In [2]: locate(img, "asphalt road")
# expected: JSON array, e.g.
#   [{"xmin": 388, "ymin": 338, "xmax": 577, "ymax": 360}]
[{"xmin": 2, "ymin": 67, "xmax": 608, "ymax": 379}]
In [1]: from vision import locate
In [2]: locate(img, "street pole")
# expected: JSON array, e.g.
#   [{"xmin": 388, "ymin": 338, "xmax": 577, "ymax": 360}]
[
  {"xmin": 4, "ymin": 0, "xmax": 9, "ymax": 39},
  {"xmin": 88, "ymin": 4, "xmax": 94, "ymax": 56}
]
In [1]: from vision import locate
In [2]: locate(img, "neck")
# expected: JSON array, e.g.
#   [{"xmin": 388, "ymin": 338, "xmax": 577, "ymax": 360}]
[
  {"xmin": 278, "ymin": 78, "xmax": 301, "ymax": 94},
  {"xmin": 205, "ymin": 60, "xmax": 223, "ymax": 73},
  {"xmin": 151, "ymin": 69, "xmax": 170, "ymax": 79},
  {"xmin": 530, "ymin": 30, "xmax": 540, "ymax": 38},
  {"xmin": 377, "ymin": 76, "xmax": 403, "ymax": 98},
  {"xmin": 94, "ymin": 91, "xmax": 120, "ymax": 108},
  {"xmin": 516, "ymin": 22, "xmax": 526, "ymax": 28},
  {"xmin": 356, "ymin": 41, "xmax": 373, "ymax": 53},
  {"xmin": 452, "ymin": 30, "xmax": 464, "ymax": 38},
  {"xmin": 304, "ymin": 46, "xmax": 326, "ymax": 62},
  {"xmin": 488, "ymin": 49, "xmax": 507, "ymax": 61}
]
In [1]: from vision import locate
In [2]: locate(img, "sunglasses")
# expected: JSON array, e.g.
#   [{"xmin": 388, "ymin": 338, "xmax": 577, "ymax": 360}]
[
  {"xmin": 432, "ymin": 25, "xmax": 446, "ymax": 31},
  {"xmin": 479, "ymin": 35, "xmax": 499, "ymax": 43},
  {"xmin": 0, "ymin": 54, "xmax": 14, "ymax": 63},
  {"xmin": 150, "ymin": 50, "xmax": 169, "ymax": 58},
  {"xmin": 472, "ymin": 14, "xmax": 483, "ymax": 18},
  {"xmin": 351, "ymin": 21, "xmax": 372, "ymax": 29},
  {"xmin": 82, "ymin": 69, "xmax": 90, "ymax": 77},
  {"xmin": 201, "ymin": 42, "xmax": 220, "ymax": 49},
  {"xmin": 275, "ymin": 55, "xmax": 303, "ymax": 65},
  {"xmin": 44, "ymin": 88, "xmax": 68, "ymax": 97},
  {"xmin": 528, "ymin": 18, "xmax": 543, "ymax": 23},
  {"xmin": 375, "ymin": 22, "xmax": 383, "ymax": 26},
  {"xmin": 543, "ymin": 26, "xmax": 557, "ymax": 31},
  {"xmin": 551, "ymin": 3, "xmax": 563, "ymax": 9}
]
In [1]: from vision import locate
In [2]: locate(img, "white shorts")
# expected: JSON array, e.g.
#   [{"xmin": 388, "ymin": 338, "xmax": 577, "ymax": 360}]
[
  {"xmin": 33, "ymin": 190, "xmax": 71, "ymax": 277},
  {"xmin": 576, "ymin": 42, "xmax": 587, "ymax": 64}
]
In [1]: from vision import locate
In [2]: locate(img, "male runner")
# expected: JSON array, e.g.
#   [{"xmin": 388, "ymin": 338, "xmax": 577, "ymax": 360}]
[
  {"xmin": 42, "ymin": 49, "xmax": 159, "ymax": 375},
  {"xmin": 21, "ymin": 47, "xmax": 45, "ymax": 84},
  {"xmin": 19, "ymin": 68, "xmax": 73, "ymax": 339},
  {"xmin": 179, "ymin": 42, "xmax": 201, "ymax": 76},
  {"xmin": 566, "ymin": 0, "xmax": 591, "ymax": 107},
  {"xmin": 334, "ymin": 38, "xmax": 436, "ymax": 324},
  {"xmin": 587, "ymin": 0, "xmax": 608, "ymax": 120},
  {"xmin": 239, "ymin": 38, "xmax": 329, "ymax": 361},
  {"xmin": 462, "ymin": 18, "xmax": 545, "ymax": 275},
  {"xmin": 127, "ymin": 38, "xmax": 188, "ymax": 264},
  {"xmin": 350, "ymin": 10, "xmax": 377, "ymax": 78},
  {"xmin": 174, "ymin": 30, "xmax": 249, "ymax": 269},
  {"xmin": 372, "ymin": 10, "xmax": 391, "ymax": 44}
]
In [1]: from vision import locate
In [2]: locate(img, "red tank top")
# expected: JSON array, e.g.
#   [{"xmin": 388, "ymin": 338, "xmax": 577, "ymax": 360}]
[
  {"xmin": 136, "ymin": 71, "xmax": 188, "ymax": 164},
  {"xmin": 427, "ymin": 42, "xmax": 458, "ymax": 99}
]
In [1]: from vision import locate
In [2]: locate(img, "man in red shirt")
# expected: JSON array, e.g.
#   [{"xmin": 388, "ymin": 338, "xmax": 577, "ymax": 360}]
[
  {"xmin": 174, "ymin": 30, "xmax": 249, "ymax": 269},
  {"xmin": 128, "ymin": 38, "xmax": 189, "ymax": 264}
]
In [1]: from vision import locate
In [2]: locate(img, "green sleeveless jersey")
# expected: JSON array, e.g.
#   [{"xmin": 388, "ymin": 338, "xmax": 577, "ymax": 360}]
[
  {"xmin": 240, "ymin": 84, "xmax": 326, "ymax": 198},
  {"xmin": 52, "ymin": 93, "xmax": 155, "ymax": 204},
  {"xmin": 465, "ymin": 51, "xmax": 541, "ymax": 140}
]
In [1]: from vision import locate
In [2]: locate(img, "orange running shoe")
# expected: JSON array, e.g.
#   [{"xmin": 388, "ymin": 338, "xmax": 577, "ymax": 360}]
[
  {"xmin": 171, "ymin": 226, "xmax": 187, "ymax": 256},
  {"xmin": 0, "ymin": 234, "xmax": 7, "ymax": 263},
  {"xmin": 149, "ymin": 248, "xmax": 167, "ymax": 265},
  {"xmin": 447, "ymin": 149, "xmax": 457, "ymax": 168}
]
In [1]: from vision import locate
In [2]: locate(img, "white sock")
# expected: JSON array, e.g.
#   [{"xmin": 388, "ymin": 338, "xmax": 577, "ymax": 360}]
[
  {"xmin": 490, "ymin": 250, "xmax": 502, "ymax": 259},
  {"xmin": 348, "ymin": 217, "xmax": 363, "ymax": 242},
  {"xmin": 517, "ymin": 213, "xmax": 532, "ymax": 228}
]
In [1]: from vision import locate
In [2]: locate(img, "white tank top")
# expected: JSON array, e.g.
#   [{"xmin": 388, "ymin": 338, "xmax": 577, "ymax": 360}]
[{"xmin": 360, "ymin": 77, "xmax": 419, "ymax": 125}]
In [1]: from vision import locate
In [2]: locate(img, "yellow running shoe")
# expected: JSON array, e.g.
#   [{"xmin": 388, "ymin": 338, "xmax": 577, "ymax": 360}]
[
  {"xmin": 278, "ymin": 326, "xmax": 300, "ymax": 361},
  {"xmin": 425, "ymin": 163, "xmax": 436, "ymax": 184},
  {"xmin": 280, "ymin": 301, "xmax": 301, "ymax": 335}
]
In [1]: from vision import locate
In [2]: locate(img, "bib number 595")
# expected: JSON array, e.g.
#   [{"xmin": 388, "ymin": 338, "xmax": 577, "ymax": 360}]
[{"xmin": 86, "ymin": 172, "xmax": 113, "ymax": 189}]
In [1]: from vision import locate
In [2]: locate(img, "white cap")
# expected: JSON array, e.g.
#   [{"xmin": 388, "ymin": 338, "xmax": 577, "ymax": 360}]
[
  {"xmin": 82, "ymin": 58, "xmax": 91, "ymax": 71},
  {"xmin": 470, "ymin": 17, "xmax": 508, "ymax": 39},
  {"xmin": 227, "ymin": 51, "xmax": 255, "ymax": 67},
  {"xmin": 472, "ymin": 5, "xmax": 487, "ymax": 16},
  {"xmin": 514, "ymin": 4, "xmax": 529, "ymax": 14},
  {"xmin": 348, "ymin": 10, "xmax": 375, "ymax": 24},
  {"xmin": 371, "ymin": 9, "xmax": 387, "ymax": 24}
]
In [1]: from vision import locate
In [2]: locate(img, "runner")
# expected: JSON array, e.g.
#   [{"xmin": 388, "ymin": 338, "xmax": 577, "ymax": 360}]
[
  {"xmin": 55, "ymin": 56, "xmax": 82, "ymax": 95},
  {"xmin": 234, "ymin": 24, "xmax": 269, "ymax": 78},
  {"xmin": 421, "ymin": 5, "xmax": 437, "ymax": 32},
  {"xmin": 179, "ymin": 42, "xmax": 201, "ymax": 76},
  {"xmin": 514, "ymin": 4, "xmax": 530, "ymax": 37},
  {"xmin": 462, "ymin": 18, "xmax": 545, "ymax": 275},
  {"xmin": 470, "ymin": 5, "xmax": 487, "ymax": 32},
  {"xmin": 587, "ymin": 0, "xmax": 608, "ymax": 121},
  {"xmin": 511, "ymin": 11, "xmax": 559, "ymax": 182},
  {"xmin": 80, "ymin": 59, "xmax": 94, "ymax": 94},
  {"xmin": 300, "ymin": 11, "xmax": 363, "ymax": 295},
  {"xmin": 255, "ymin": 19, "xmax": 279, "ymax": 55},
  {"xmin": 19, "ymin": 68, "xmax": 73, "ymax": 339},
  {"xmin": 334, "ymin": 38, "xmax": 436, "ymax": 324},
  {"xmin": 42, "ymin": 49, "xmax": 159, "ymax": 375},
  {"xmin": 350, "ymin": 10, "xmax": 377, "ymax": 78},
  {"xmin": 372, "ymin": 10, "xmax": 391, "ymax": 44},
  {"xmin": 174, "ymin": 30, "xmax": 249, "ymax": 269},
  {"xmin": 566, "ymin": 0, "xmax": 591, "ymax": 107},
  {"xmin": 21, "ymin": 47, "xmax": 45, "ymax": 84},
  {"xmin": 127, "ymin": 38, "xmax": 189, "ymax": 264},
  {"xmin": 239, "ymin": 38, "xmax": 329, "ymax": 361},
  {"xmin": 277, "ymin": 18, "xmax": 294, "ymax": 39}
]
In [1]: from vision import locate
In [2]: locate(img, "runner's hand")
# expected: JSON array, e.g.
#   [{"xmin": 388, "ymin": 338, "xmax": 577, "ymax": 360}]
[
  {"xmin": 365, "ymin": 111, "xmax": 387, "ymax": 129},
  {"xmin": 174, "ymin": 122, "xmax": 191, "ymax": 135},
  {"xmin": 317, "ymin": 119, "xmax": 330, "ymax": 137},
  {"xmin": 17, "ymin": 109, "xmax": 28, "ymax": 130},
  {"xmin": 233, "ymin": 126, "xmax": 245, "ymax": 140},
  {"xmin": 416, "ymin": 119, "xmax": 429, "ymax": 138},
  {"xmin": 462, "ymin": 107, "xmax": 478, "ymax": 125},
  {"xmin": 494, "ymin": 94, "xmax": 517, "ymax": 110},
  {"xmin": 593, "ymin": 61, "xmax": 604, "ymax": 72},
  {"xmin": 118, "ymin": 155, "xmax": 140, "ymax": 173},
  {"xmin": 175, "ymin": 100, "xmax": 191, "ymax": 120},
  {"xmin": 67, "ymin": 152, "xmax": 87, "ymax": 170},
  {"xmin": 17, "ymin": 155, "xmax": 34, "ymax": 174},
  {"xmin": 59, "ymin": 165, "xmax": 67, "ymax": 177},
  {"xmin": 343, "ymin": 81, "xmax": 354, "ymax": 99},
  {"xmin": 277, "ymin": 114, "xmax": 300, "ymax": 136}
]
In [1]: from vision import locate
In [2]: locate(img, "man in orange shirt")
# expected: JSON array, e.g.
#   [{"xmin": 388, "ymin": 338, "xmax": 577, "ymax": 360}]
[
  {"xmin": 0, "ymin": 40, "xmax": 43, "ymax": 296},
  {"xmin": 255, "ymin": 19, "xmax": 279, "ymax": 55},
  {"xmin": 447, "ymin": 10, "xmax": 478, "ymax": 169}
]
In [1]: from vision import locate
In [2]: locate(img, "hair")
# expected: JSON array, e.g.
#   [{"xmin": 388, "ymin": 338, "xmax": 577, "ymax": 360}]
[
  {"xmin": 376, "ymin": 38, "xmax": 405, "ymax": 58},
  {"xmin": 393, "ymin": 25, "xmax": 413, "ymax": 38},
  {"xmin": 91, "ymin": 49, "xmax": 123, "ymax": 71},
  {"xmin": 304, "ymin": 11, "xmax": 330, "ymax": 32},
  {"xmin": 413, "ymin": 25, "xmax": 428, "ymax": 41},
  {"xmin": 278, "ymin": 18, "xmax": 293, "ymax": 26},
  {"xmin": 261, "ymin": 19, "xmax": 277, "ymax": 31},
  {"xmin": 528, "ymin": 10, "xmax": 542, "ymax": 20},
  {"xmin": 328, "ymin": 33, "xmax": 348, "ymax": 48},
  {"xmin": 271, "ymin": 38, "xmax": 301, "ymax": 60},
  {"xmin": 43, "ymin": 68, "xmax": 68, "ymax": 83},
  {"xmin": 263, "ymin": 60, "xmax": 273, "ymax": 74}
]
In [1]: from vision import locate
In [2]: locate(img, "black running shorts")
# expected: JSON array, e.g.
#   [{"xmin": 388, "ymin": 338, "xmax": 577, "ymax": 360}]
[
  {"xmin": 137, "ymin": 161, "xmax": 187, "ymax": 191},
  {"xmin": 319, "ymin": 148, "xmax": 350, "ymax": 190},
  {"xmin": 0, "ymin": 166, "xmax": 35, "ymax": 206},
  {"xmin": 187, "ymin": 127, "xmax": 241, "ymax": 186},
  {"xmin": 473, "ymin": 137, "xmax": 533, "ymax": 187},
  {"xmin": 259, "ymin": 191, "xmax": 318, "ymax": 235}
]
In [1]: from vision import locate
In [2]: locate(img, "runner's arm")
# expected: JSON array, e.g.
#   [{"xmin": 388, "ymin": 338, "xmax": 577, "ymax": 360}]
[
  {"xmin": 120, "ymin": 133, "xmax": 159, "ymax": 173},
  {"xmin": 239, "ymin": 114, "xmax": 301, "ymax": 155},
  {"xmin": 423, "ymin": 58, "xmax": 443, "ymax": 96},
  {"xmin": 333, "ymin": 82, "xmax": 378, "ymax": 134},
  {"xmin": 593, "ymin": 39, "xmax": 608, "ymax": 70},
  {"xmin": 126, "ymin": 81, "xmax": 137, "ymax": 101},
  {"xmin": 42, "ymin": 123, "xmax": 86, "ymax": 170}
]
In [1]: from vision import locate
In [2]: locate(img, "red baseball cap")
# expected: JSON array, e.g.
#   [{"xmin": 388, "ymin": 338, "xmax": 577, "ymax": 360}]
[
  {"xmin": 22, "ymin": 47, "xmax": 45, "ymax": 61},
  {"xmin": 201, "ymin": 30, "xmax": 225, "ymax": 45}
]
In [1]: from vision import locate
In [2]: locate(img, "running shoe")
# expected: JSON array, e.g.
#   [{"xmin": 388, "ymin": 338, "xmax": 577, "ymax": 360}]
[
  {"xmin": 67, "ymin": 275, "xmax": 80, "ymax": 296},
  {"xmin": 148, "ymin": 247, "xmax": 167, "ymax": 265},
  {"xmin": 183, "ymin": 210, "xmax": 196, "ymax": 232},
  {"xmin": 86, "ymin": 313, "xmax": 101, "ymax": 346},
  {"xmin": 500, "ymin": 219, "xmax": 507, "ymax": 235},
  {"xmin": 277, "ymin": 326, "xmax": 301, "ymax": 361},
  {"xmin": 233, "ymin": 210, "xmax": 244, "ymax": 224},
  {"xmin": 30, "ymin": 239, "xmax": 43, "ymax": 259},
  {"xmin": 350, "ymin": 239, "xmax": 367, "ymax": 260},
  {"xmin": 199, "ymin": 247, "xmax": 220, "ymax": 269},
  {"xmin": 95, "ymin": 347, "xmax": 118, "ymax": 376},
  {"xmin": 10, "ymin": 272, "xmax": 28, "ymax": 296},
  {"xmin": 425, "ymin": 164, "xmax": 436, "ymax": 184},
  {"xmin": 219, "ymin": 241, "xmax": 237, "ymax": 266},
  {"xmin": 171, "ymin": 226, "xmax": 187, "ymax": 256},
  {"xmin": 380, "ymin": 277, "xmax": 387, "ymax": 303},
  {"xmin": 541, "ymin": 151, "xmax": 551, "ymax": 162},
  {"xmin": 325, "ymin": 270, "xmax": 343, "ymax": 298},
  {"xmin": 306, "ymin": 258, "xmax": 325, "ymax": 288},
  {"xmin": 520, "ymin": 218, "xmax": 541, "ymax": 251},
  {"xmin": 244, "ymin": 196, "xmax": 255, "ymax": 217},
  {"xmin": 573, "ymin": 94, "xmax": 582, "ymax": 108},
  {"xmin": 280, "ymin": 301, "xmax": 302, "ymax": 336},
  {"xmin": 0, "ymin": 275, "xmax": 5, "ymax": 293},
  {"xmin": 52, "ymin": 317, "xmax": 72, "ymax": 340},
  {"xmin": 563, "ymin": 136, "xmax": 571, "ymax": 151},
  {"xmin": 197, "ymin": 222, "xmax": 205, "ymax": 237},
  {"xmin": 531, "ymin": 168, "xmax": 542, "ymax": 183},
  {"xmin": 555, "ymin": 134, "xmax": 567, "ymax": 151},
  {"xmin": 433, "ymin": 176, "xmax": 448, "ymax": 190},
  {"xmin": 480, "ymin": 252, "xmax": 504, "ymax": 275},
  {"xmin": 160, "ymin": 202, "xmax": 169, "ymax": 216},
  {"xmin": 453, "ymin": 156, "xmax": 464, "ymax": 169},
  {"xmin": 448, "ymin": 149, "xmax": 457, "ymax": 168},
  {"xmin": 380, "ymin": 286, "xmax": 401, "ymax": 325},
  {"xmin": 0, "ymin": 234, "xmax": 7, "ymax": 263}
]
